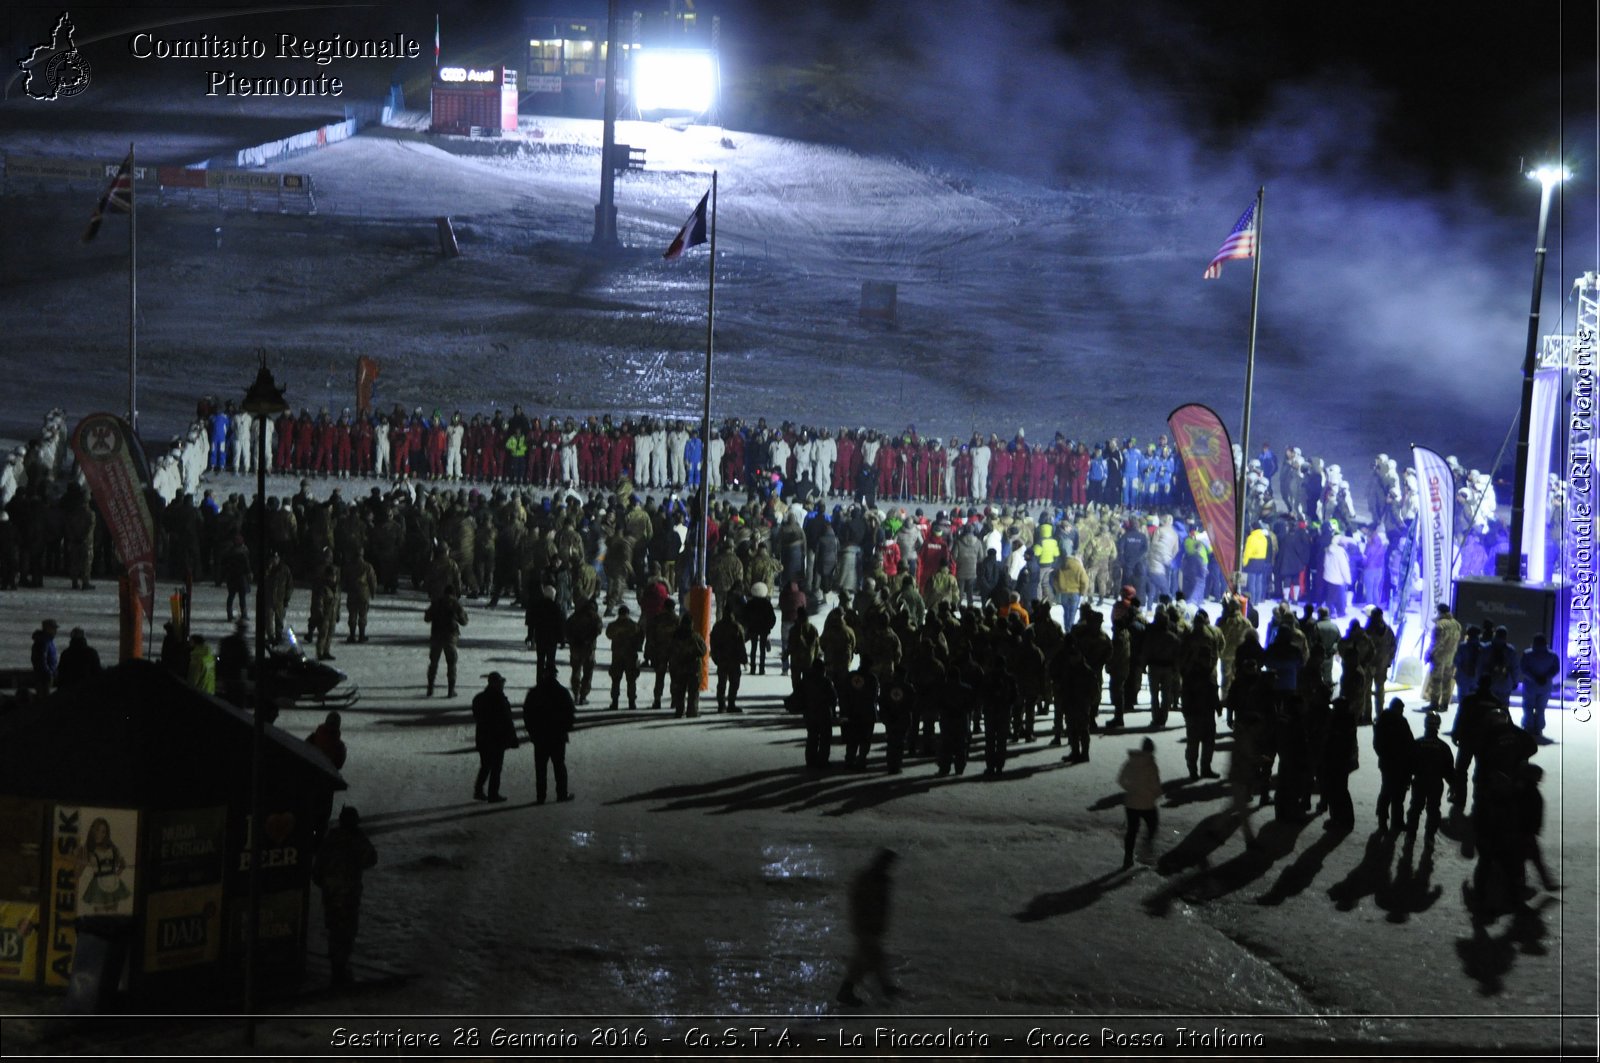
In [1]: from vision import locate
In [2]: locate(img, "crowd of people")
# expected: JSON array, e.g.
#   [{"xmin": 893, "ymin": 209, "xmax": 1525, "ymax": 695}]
[{"xmin": 3, "ymin": 397, "xmax": 1562, "ymax": 929}]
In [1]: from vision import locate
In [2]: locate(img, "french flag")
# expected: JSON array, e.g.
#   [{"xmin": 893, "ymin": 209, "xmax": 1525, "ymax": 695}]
[{"xmin": 663, "ymin": 191, "xmax": 709, "ymax": 259}]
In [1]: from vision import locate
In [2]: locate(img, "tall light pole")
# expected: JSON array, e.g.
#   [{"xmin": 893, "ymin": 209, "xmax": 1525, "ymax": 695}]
[
  {"xmin": 241, "ymin": 351, "xmax": 287, "ymax": 1044},
  {"xmin": 592, "ymin": 0, "xmax": 620, "ymax": 247},
  {"xmin": 1507, "ymin": 164, "xmax": 1567, "ymax": 580}
]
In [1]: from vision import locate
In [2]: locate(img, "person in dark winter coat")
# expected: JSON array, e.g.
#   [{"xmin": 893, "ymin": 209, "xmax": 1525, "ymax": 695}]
[
  {"xmin": 740, "ymin": 586, "xmax": 778, "ymax": 674},
  {"xmin": 836, "ymin": 848, "xmax": 899, "ymax": 1007},
  {"xmin": 1177, "ymin": 614, "xmax": 1223, "ymax": 778},
  {"xmin": 1405, "ymin": 712, "xmax": 1454, "ymax": 842},
  {"xmin": 1319, "ymin": 697, "xmax": 1359, "ymax": 831},
  {"xmin": 30, "ymin": 618, "xmax": 59, "ymax": 696},
  {"xmin": 1518, "ymin": 633, "xmax": 1560, "ymax": 739},
  {"xmin": 800, "ymin": 666, "xmax": 837, "ymax": 770},
  {"xmin": 981, "ymin": 659, "xmax": 1016, "ymax": 776},
  {"xmin": 974, "ymin": 548, "xmax": 1005, "ymax": 605},
  {"xmin": 710, "ymin": 611, "xmax": 748, "ymax": 712},
  {"xmin": 219, "ymin": 535, "xmax": 252, "ymax": 622},
  {"xmin": 565, "ymin": 596, "xmax": 603, "ymax": 705},
  {"xmin": 936, "ymin": 665, "xmax": 974, "ymax": 776},
  {"xmin": 1364, "ymin": 607, "xmax": 1398, "ymax": 723},
  {"xmin": 54, "ymin": 627, "xmax": 102, "ymax": 691},
  {"xmin": 521, "ymin": 667, "xmax": 577, "ymax": 803},
  {"xmin": 471, "ymin": 672, "xmax": 519, "ymax": 802},
  {"xmin": 839, "ymin": 666, "xmax": 879, "ymax": 768},
  {"xmin": 312, "ymin": 805, "xmax": 377, "ymax": 986},
  {"xmin": 1474, "ymin": 625, "xmax": 1520, "ymax": 705},
  {"xmin": 1371, "ymin": 697, "xmax": 1414, "ymax": 833},
  {"xmin": 525, "ymin": 584, "xmax": 565, "ymax": 678},
  {"xmin": 667, "ymin": 613, "xmax": 708, "ymax": 718},
  {"xmin": 1050, "ymin": 634, "xmax": 1095, "ymax": 762},
  {"xmin": 879, "ymin": 671, "xmax": 914, "ymax": 774}
]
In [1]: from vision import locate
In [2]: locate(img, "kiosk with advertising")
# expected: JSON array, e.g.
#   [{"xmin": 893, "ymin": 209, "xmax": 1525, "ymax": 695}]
[
  {"xmin": 0, "ymin": 661, "xmax": 344, "ymax": 1006},
  {"xmin": 430, "ymin": 65, "xmax": 519, "ymax": 135}
]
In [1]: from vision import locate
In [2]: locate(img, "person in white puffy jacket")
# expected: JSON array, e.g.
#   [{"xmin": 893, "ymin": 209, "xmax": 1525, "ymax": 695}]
[{"xmin": 1118, "ymin": 737, "xmax": 1163, "ymax": 869}]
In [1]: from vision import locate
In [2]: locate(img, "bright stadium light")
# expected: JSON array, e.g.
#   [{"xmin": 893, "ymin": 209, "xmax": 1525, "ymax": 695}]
[
  {"xmin": 634, "ymin": 48, "xmax": 716, "ymax": 114},
  {"xmin": 1527, "ymin": 164, "xmax": 1570, "ymax": 189}
]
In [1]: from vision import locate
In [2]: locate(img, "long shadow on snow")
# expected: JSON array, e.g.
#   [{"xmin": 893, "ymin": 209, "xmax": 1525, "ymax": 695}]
[
  {"xmin": 607, "ymin": 765, "xmax": 817, "ymax": 805},
  {"xmin": 1456, "ymin": 897, "xmax": 1556, "ymax": 996},
  {"xmin": 1014, "ymin": 866, "xmax": 1148, "ymax": 923},
  {"xmin": 361, "ymin": 799, "xmax": 542, "ymax": 837},
  {"xmin": 804, "ymin": 757, "xmax": 1077, "ymax": 817},
  {"xmin": 1143, "ymin": 816, "xmax": 1315, "ymax": 916},
  {"xmin": 1375, "ymin": 835, "xmax": 1446, "ymax": 923},
  {"xmin": 1327, "ymin": 828, "xmax": 1401, "ymax": 912},
  {"xmin": 1255, "ymin": 820, "xmax": 1354, "ymax": 906}
]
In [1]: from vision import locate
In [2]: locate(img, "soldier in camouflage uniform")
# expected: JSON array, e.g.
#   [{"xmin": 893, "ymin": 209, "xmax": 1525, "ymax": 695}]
[
  {"xmin": 310, "ymin": 552, "xmax": 342, "ymax": 661},
  {"xmin": 667, "ymin": 613, "xmax": 708, "ymax": 718},
  {"xmin": 342, "ymin": 549, "xmax": 378, "ymax": 643},
  {"xmin": 566, "ymin": 595, "xmax": 603, "ymax": 705},
  {"xmin": 604, "ymin": 604, "xmax": 645, "ymax": 709}
]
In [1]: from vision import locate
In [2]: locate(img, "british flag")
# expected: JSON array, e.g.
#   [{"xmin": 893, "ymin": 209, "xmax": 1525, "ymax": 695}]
[{"xmin": 82, "ymin": 151, "xmax": 133, "ymax": 243}]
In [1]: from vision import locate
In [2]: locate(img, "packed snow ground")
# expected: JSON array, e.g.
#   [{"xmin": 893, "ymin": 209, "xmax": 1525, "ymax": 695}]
[
  {"xmin": 0, "ymin": 473, "xmax": 1595, "ymax": 1058},
  {"xmin": 1, "ymin": 106, "xmax": 1490, "ymax": 482}
]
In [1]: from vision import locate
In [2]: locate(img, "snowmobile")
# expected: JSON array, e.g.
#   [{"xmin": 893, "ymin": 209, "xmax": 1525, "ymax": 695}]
[{"xmin": 264, "ymin": 628, "xmax": 359, "ymax": 708}]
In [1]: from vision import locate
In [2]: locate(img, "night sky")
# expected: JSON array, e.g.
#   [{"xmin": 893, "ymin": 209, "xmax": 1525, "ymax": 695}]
[{"xmin": 11, "ymin": 1, "xmax": 1589, "ymax": 198}]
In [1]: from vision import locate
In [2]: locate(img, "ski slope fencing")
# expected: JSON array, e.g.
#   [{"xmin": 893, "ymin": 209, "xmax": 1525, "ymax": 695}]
[
  {"xmin": 188, "ymin": 115, "xmax": 357, "ymax": 171},
  {"xmin": 2, "ymin": 154, "xmax": 317, "ymax": 214}
]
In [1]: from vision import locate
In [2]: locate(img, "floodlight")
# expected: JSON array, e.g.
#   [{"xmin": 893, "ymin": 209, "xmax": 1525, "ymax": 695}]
[
  {"xmin": 1527, "ymin": 164, "xmax": 1571, "ymax": 189},
  {"xmin": 633, "ymin": 48, "xmax": 716, "ymax": 114}
]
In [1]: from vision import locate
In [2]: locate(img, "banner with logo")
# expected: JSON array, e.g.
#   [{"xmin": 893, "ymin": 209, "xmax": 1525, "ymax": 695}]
[
  {"xmin": 70, "ymin": 413, "xmax": 156, "ymax": 618},
  {"xmin": 1412, "ymin": 445, "xmax": 1456, "ymax": 613},
  {"xmin": 1167, "ymin": 403, "xmax": 1239, "ymax": 575},
  {"xmin": 0, "ymin": 797, "xmax": 47, "ymax": 985},
  {"xmin": 45, "ymin": 805, "xmax": 140, "ymax": 987},
  {"xmin": 1522, "ymin": 366, "xmax": 1561, "ymax": 582}
]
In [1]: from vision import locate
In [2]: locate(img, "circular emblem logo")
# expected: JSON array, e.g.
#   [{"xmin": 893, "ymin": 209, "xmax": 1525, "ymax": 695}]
[{"xmin": 46, "ymin": 50, "xmax": 92, "ymax": 98}]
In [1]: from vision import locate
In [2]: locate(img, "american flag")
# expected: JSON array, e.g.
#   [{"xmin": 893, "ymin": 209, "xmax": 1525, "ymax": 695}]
[
  {"xmin": 82, "ymin": 151, "xmax": 133, "ymax": 243},
  {"xmin": 1202, "ymin": 200, "xmax": 1256, "ymax": 279}
]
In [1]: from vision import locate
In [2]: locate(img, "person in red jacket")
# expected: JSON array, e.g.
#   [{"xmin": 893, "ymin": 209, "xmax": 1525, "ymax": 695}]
[
  {"xmin": 1069, "ymin": 443, "xmax": 1090, "ymax": 506},
  {"xmin": 354, "ymin": 415, "xmax": 375, "ymax": 476},
  {"xmin": 991, "ymin": 439, "xmax": 1013, "ymax": 502},
  {"xmin": 609, "ymin": 427, "xmax": 632, "ymax": 484},
  {"xmin": 917, "ymin": 531, "xmax": 949, "ymax": 595},
  {"xmin": 725, "ymin": 430, "xmax": 747, "ymax": 490},
  {"xmin": 875, "ymin": 439, "xmax": 897, "ymax": 500},
  {"xmin": 293, "ymin": 412, "xmax": 315, "ymax": 472},
  {"xmin": 426, "ymin": 417, "xmax": 446, "ymax": 479},
  {"xmin": 405, "ymin": 412, "xmax": 425, "ymax": 476},
  {"xmin": 953, "ymin": 443, "xmax": 973, "ymax": 501},
  {"xmin": 334, "ymin": 411, "xmax": 353, "ymax": 477},
  {"xmin": 275, "ymin": 411, "xmax": 296, "ymax": 470},
  {"xmin": 543, "ymin": 423, "xmax": 563, "ymax": 485},
  {"xmin": 484, "ymin": 412, "xmax": 506, "ymax": 481}
]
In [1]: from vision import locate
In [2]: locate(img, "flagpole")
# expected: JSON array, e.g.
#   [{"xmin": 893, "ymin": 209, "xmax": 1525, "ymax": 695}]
[
  {"xmin": 129, "ymin": 140, "xmax": 138, "ymax": 433},
  {"xmin": 1233, "ymin": 184, "xmax": 1263, "ymax": 587},
  {"xmin": 696, "ymin": 170, "xmax": 717, "ymax": 587}
]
